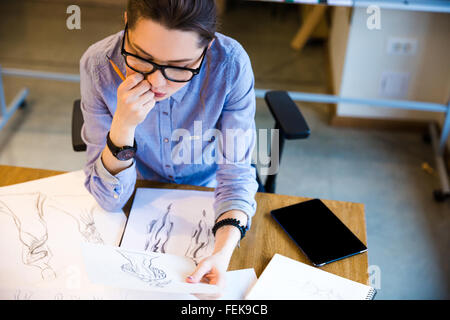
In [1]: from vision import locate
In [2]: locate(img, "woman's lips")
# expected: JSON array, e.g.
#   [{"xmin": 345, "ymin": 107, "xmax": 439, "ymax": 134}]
[{"xmin": 151, "ymin": 89, "xmax": 166, "ymax": 98}]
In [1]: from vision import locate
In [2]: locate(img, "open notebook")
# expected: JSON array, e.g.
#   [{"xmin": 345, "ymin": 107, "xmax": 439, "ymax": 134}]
[{"xmin": 245, "ymin": 254, "xmax": 376, "ymax": 300}]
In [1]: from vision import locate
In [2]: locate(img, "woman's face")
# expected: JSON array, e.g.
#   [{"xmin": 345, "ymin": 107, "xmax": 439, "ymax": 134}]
[{"xmin": 124, "ymin": 16, "xmax": 211, "ymax": 101}]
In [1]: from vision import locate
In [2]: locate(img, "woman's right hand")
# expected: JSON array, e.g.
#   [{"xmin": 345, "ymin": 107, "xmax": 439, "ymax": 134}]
[
  {"xmin": 109, "ymin": 73, "xmax": 155, "ymax": 146},
  {"xmin": 101, "ymin": 73, "xmax": 155, "ymax": 175},
  {"xmin": 112, "ymin": 73, "xmax": 156, "ymax": 133}
]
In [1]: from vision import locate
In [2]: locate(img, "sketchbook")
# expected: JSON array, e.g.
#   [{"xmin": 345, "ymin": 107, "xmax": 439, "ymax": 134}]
[{"xmin": 245, "ymin": 254, "xmax": 376, "ymax": 300}]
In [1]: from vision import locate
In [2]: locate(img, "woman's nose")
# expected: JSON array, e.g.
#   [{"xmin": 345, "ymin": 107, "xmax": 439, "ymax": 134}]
[{"xmin": 146, "ymin": 68, "xmax": 167, "ymax": 88}]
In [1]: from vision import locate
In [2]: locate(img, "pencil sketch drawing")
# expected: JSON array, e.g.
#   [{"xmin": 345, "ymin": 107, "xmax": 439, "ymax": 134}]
[
  {"xmin": 0, "ymin": 192, "xmax": 107, "ymax": 282},
  {"xmin": 116, "ymin": 249, "xmax": 172, "ymax": 288},
  {"xmin": 13, "ymin": 289, "xmax": 34, "ymax": 300},
  {"xmin": 0, "ymin": 192, "xmax": 56, "ymax": 281},
  {"xmin": 297, "ymin": 280, "xmax": 343, "ymax": 300},
  {"xmin": 121, "ymin": 189, "xmax": 217, "ymax": 267},
  {"xmin": 144, "ymin": 203, "xmax": 174, "ymax": 253},
  {"xmin": 185, "ymin": 209, "xmax": 214, "ymax": 264},
  {"xmin": 47, "ymin": 195, "xmax": 104, "ymax": 244}
]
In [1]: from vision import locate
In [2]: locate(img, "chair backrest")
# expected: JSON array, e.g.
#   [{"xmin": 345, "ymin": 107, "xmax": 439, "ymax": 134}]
[
  {"xmin": 261, "ymin": 91, "xmax": 310, "ymax": 193},
  {"xmin": 264, "ymin": 91, "xmax": 310, "ymax": 139},
  {"xmin": 72, "ymin": 99, "xmax": 86, "ymax": 152}
]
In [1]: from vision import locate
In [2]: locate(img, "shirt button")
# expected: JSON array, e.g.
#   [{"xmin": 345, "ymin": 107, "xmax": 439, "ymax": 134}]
[
  {"xmin": 113, "ymin": 194, "xmax": 119, "ymax": 199},
  {"xmin": 163, "ymin": 111, "xmax": 168, "ymax": 115},
  {"xmin": 164, "ymin": 138, "xmax": 169, "ymax": 143}
]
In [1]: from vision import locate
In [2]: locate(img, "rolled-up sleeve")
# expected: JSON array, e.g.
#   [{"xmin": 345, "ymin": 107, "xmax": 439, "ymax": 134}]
[
  {"xmin": 213, "ymin": 45, "xmax": 259, "ymax": 229},
  {"xmin": 79, "ymin": 52, "xmax": 136, "ymax": 212}
]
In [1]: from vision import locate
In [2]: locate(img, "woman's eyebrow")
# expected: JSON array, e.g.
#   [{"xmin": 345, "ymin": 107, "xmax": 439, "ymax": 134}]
[{"xmin": 132, "ymin": 42, "xmax": 194, "ymax": 63}]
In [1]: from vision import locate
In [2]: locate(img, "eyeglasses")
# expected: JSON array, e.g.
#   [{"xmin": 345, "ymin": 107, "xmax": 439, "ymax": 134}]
[{"xmin": 121, "ymin": 23, "xmax": 208, "ymax": 83}]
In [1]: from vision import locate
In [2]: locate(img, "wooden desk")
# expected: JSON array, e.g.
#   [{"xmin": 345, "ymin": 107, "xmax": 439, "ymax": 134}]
[{"xmin": 0, "ymin": 165, "xmax": 369, "ymax": 285}]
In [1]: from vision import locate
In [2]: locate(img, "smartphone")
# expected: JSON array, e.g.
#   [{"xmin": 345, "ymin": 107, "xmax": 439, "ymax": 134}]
[{"xmin": 271, "ymin": 199, "xmax": 367, "ymax": 267}]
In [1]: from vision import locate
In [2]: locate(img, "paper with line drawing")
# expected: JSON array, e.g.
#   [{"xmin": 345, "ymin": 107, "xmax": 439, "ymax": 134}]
[
  {"xmin": 0, "ymin": 171, "xmax": 126, "ymax": 294},
  {"xmin": 245, "ymin": 254, "xmax": 376, "ymax": 300},
  {"xmin": 120, "ymin": 188, "xmax": 216, "ymax": 265},
  {"xmin": 81, "ymin": 243, "xmax": 220, "ymax": 295},
  {"xmin": 0, "ymin": 174, "xmax": 256, "ymax": 299}
]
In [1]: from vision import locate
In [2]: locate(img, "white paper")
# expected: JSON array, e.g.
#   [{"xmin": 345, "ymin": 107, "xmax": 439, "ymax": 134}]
[
  {"xmin": 0, "ymin": 177, "xmax": 257, "ymax": 300},
  {"xmin": 120, "ymin": 188, "xmax": 216, "ymax": 263},
  {"xmin": 111, "ymin": 268, "xmax": 257, "ymax": 300},
  {"xmin": 1, "ymin": 268, "xmax": 257, "ymax": 300},
  {"xmin": 220, "ymin": 268, "xmax": 257, "ymax": 300},
  {"xmin": 245, "ymin": 254, "xmax": 375, "ymax": 300},
  {"xmin": 119, "ymin": 188, "xmax": 258, "ymax": 299},
  {"xmin": 0, "ymin": 171, "xmax": 127, "ymax": 294},
  {"xmin": 81, "ymin": 243, "xmax": 220, "ymax": 295}
]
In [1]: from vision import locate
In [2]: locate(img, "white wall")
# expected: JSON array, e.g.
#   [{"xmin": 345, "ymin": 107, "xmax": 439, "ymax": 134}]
[
  {"xmin": 329, "ymin": 6, "xmax": 351, "ymax": 95},
  {"xmin": 336, "ymin": 7, "xmax": 450, "ymax": 122}
]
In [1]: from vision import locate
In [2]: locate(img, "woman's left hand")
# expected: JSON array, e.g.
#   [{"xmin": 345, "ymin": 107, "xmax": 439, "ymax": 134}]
[
  {"xmin": 186, "ymin": 209, "xmax": 248, "ymax": 299},
  {"xmin": 186, "ymin": 252, "xmax": 230, "ymax": 299}
]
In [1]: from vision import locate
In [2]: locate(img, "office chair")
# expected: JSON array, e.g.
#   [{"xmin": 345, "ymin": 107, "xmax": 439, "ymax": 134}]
[{"xmin": 72, "ymin": 91, "xmax": 310, "ymax": 193}]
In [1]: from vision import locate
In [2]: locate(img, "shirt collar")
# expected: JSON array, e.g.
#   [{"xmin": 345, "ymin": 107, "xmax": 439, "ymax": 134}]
[{"xmin": 170, "ymin": 82, "xmax": 190, "ymax": 103}]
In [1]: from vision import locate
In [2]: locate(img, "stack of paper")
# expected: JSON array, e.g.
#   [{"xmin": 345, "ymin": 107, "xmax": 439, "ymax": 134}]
[{"xmin": 0, "ymin": 176, "xmax": 256, "ymax": 300}]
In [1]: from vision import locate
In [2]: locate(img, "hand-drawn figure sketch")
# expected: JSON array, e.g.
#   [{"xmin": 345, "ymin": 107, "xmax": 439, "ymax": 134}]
[
  {"xmin": 47, "ymin": 195, "xmax": 104, "ymax": 244},
  {"xmin": 121, "ymin": 188, "xmax": 217, "ymax": 265},
  {"xmin": 0, "ymin": 192, "xmax": 56, "ymax": 280},
  {"xmin": 78, "ymin": 211, "xmax": 104, "ymax": 243},
  {"xmin": 0, "ymin": 170, "xmax": 127, "ymax": 300},
  {"xmin": 298, "ymin": 280, "xmax": 344, "ymax": 300},
  {"xmin": 13, "ymin": 289, "xmax": 34, "ymax": 300},
  {"xmin": 144, "ymin": 203, "xmax": 174, "ymax": 253},
  {"xmin": 185, "ymin": 209, "xmax": 214, "ymax": 264},
  {"xmin": 0, "ymin": 191, "xmax": 110, "ymax": 283},
  {"xmin": 116, "ymin": 249, "xmax": 172, "ymax": 288}
]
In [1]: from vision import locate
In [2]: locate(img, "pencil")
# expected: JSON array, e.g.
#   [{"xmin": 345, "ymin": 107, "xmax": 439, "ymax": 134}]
[{"xmin": 106, "ymin": 55, "xmax": 126, "ymax": 81}]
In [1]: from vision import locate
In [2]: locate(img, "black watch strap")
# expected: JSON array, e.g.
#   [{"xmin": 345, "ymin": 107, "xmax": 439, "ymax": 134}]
[{"xmin": 106, "ymin": 131, "xmax": 137, "ymax": 161}]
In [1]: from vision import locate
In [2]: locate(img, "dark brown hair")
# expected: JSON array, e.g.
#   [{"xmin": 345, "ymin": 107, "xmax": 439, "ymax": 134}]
[{"xmin": 126, "ymin": 0, "xmax": 218, "ymax": 119}]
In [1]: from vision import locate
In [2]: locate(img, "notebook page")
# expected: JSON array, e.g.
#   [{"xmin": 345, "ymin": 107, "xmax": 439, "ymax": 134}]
[{"xmin": 245, "ymin": 254, "xmax": 375, "ymax": 300}]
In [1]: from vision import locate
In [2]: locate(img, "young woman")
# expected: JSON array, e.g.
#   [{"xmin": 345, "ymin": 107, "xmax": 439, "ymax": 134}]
[{"xmin": 79, "ymin": 0, "xmax": 258, "ymax": 296}]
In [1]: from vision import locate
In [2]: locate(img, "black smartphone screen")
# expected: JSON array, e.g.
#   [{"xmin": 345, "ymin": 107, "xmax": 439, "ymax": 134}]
[{"xmin": 271, "ymin": 199, "xmax": 367, "ymax": 267}]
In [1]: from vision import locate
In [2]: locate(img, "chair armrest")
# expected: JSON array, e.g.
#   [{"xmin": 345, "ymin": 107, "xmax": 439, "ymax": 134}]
[
  {"xmin": 264, "ymin": 90, "xmax": 310, "ymax": 139},
  {"xmin": 72, "ymin": 99, "xmax": 87, "ymax": 152}
]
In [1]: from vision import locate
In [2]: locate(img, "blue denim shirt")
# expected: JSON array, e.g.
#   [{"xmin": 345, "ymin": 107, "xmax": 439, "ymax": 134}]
[{"xmin": 79, "ymin": 30, "xmax": 258, "ymax": 228}]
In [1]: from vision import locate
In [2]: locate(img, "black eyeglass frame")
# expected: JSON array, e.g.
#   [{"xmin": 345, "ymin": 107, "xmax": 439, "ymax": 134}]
[{"xmin": 121, "ymin": 23, "xmax": 208, "ymax": 83}]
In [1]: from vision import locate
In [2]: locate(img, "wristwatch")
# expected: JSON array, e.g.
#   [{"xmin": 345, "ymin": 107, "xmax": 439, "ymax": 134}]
[{"xmin": 106, "ymin": 131, "xmax": 137, "ymax": 161}]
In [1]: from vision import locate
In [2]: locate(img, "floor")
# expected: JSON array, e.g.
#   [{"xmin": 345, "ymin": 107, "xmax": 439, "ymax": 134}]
[{"xmin": 0, "ymin": 0, "xmax": 449, "ymax": 299}]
